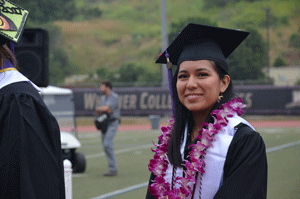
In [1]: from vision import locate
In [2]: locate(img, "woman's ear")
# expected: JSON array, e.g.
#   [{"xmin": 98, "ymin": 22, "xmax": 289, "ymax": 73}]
[{"xmin": 220, "ymin": 75, "xmax": 230, "ymax": 93}]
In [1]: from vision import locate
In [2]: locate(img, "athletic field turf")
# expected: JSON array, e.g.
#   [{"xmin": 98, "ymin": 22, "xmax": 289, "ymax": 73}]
[{"xmin": 70, "ymin": 118, "xmax": 300, "ymax": 199}]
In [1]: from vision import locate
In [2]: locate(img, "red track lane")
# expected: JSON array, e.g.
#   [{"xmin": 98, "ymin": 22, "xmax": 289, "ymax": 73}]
[{"xmin": 60, "ymin": 120, "xmax": 300, "ymax": 133}]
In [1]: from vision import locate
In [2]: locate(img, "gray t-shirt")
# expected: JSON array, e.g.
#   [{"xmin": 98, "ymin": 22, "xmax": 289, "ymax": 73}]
[{"xmin": 99, "ymin": 91, "xmax": 120, "ymax": 119}]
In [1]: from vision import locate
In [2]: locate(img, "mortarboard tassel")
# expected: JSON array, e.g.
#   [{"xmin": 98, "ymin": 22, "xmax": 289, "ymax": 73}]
[{"xmin": 165, "ymin": 49, "xmax": 174, "ymax": 116}]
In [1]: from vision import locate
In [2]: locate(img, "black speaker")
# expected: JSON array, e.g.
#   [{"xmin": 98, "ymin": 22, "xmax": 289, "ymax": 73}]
[{"xmin": 14, "ymin": 29, "xmax": 49, "ymax": 87}]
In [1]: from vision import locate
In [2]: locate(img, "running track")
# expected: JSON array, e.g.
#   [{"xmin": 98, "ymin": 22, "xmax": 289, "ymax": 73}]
[{"xmin": 62, "ymin": 120, "xmax": 300, "ymax": 132}]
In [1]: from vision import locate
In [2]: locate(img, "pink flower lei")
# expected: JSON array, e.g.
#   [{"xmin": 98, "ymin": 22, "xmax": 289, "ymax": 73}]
[{"xmin": 148, "ymin": 97, "xmax": 246, "ymax": 198}]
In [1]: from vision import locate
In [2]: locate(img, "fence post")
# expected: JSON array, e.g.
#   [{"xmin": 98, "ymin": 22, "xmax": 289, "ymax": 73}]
[{"xmin": 64, "ymin": 159, "xmax": 73, "ymax": 199}]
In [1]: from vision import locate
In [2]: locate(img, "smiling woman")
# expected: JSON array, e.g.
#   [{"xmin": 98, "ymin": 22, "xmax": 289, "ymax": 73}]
[
  {"xmin": 176, "ymin": 60, "xmax": 230, "ymax": 124},
  {"xmin": 146, "ymin": 23, "xmax": 268, "ymax": 199}
]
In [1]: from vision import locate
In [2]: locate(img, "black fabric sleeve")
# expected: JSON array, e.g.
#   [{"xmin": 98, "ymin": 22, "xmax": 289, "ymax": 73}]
[
  {"xmin": 145, "ymin": 138, "xmax": 162, "ymax": 199},
  {"xmin": 0, "ymin": 82, "xmax": 66, "ymax": 199},
  {"xmin": 214, "ymin": 124, "xmax": 268, "ymax": 199},
  {"xmin": 145, "ymin": 172, "xmax": 156, "ymax": 199}
]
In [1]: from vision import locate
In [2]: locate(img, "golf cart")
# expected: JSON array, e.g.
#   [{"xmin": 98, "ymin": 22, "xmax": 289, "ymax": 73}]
[
  {"xmin": 40, "ymin": 86, "xmax": 86, "ymax": 173},
  {"xmin": 60, "ymin": 131, "xmax": 86, "ymax": 173}
]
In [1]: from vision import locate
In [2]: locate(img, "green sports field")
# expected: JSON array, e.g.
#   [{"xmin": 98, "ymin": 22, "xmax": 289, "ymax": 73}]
[{"xmin": 71, "ymin": 124, "xmax": 300, "ymax": 199}]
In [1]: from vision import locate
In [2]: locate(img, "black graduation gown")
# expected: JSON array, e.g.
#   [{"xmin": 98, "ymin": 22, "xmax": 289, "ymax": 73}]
[
  {"xmin": 0, "ymin": 82, "xmax": 66, "ymax": 199},
  {"xmin": 146, "ymin": 123, "xmax": 268, "ymax": 199}
]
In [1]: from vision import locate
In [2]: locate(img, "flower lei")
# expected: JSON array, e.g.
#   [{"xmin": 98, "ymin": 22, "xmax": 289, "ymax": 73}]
[{"xmin": 148, "ymin": 97, "xmax": 246, "ymax": 198}]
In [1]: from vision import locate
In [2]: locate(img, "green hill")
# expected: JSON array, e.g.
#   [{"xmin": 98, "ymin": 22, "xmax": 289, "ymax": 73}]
[{"xmin": 51, "ymin": 0, "xmax": 299, "ymax": 83}]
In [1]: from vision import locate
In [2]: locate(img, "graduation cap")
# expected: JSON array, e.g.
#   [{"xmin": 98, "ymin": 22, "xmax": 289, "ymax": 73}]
[
  {"xmin": 156, "ymin": 23, "xmax": 249, "ymax": 72},
  {"xmin": 0, "ymin": 0, "xmax": 29, "ymax": 45},
  {"xmin": 156, "ymin": 23, "xmax": 249, "ymax": 115}
]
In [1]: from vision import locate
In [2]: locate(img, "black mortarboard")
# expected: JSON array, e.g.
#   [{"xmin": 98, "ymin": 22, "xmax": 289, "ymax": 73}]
[{"xmin": 156, "ymin": 23, "xmax": 249, "ymax": 72}]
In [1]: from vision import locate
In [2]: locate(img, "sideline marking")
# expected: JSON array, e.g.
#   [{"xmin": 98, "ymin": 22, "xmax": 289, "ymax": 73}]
[
  {"xmin": 86, "ymin": 144, "xmax": 153, "ymax": 159},
  {"xmin": 89, "ymin": 140, "xmax": 300, "ymax": 199},
  {"xmin": 73, "ymin": 174, "xmax": 88, "ymax": 178},
  {"xmin": 266, "ymin": 140, "xmax": 300, "ymax": 153},
  {"xmin": 90, "ymin": 182, "xmax": 148, "ymax": 199}
]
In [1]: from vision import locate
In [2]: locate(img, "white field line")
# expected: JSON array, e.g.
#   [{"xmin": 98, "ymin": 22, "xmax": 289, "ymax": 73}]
[
  {"xmin": 72, "ymin": 174, "xmax": 88, "ymax": 178},
  {"xmin": 80, "ymin": 134, "xmax": 157, "ymax": 144},
  {"xmin": 89, "ymin": 140, "xmax": 300, "ymax": 199},
  {"xmin": 86, "ymin": 144, "xmax": 154, "ymax": 159},
  {"xmin": 256, "ymin": 127, "xmax": 299, "ymax": 134},
  {"xmin": 89, "ymin": 182, "xmax": 149, "ymax": 199},
  {"xmin": 78, "ymin": 130, "xmax": 158, "ymax": 139},
  {"xmin": 266, "ymin": 140, "xmax": 300, "ymax": 153}
]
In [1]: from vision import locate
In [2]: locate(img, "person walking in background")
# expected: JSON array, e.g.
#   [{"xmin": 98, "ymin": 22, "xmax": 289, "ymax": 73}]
[
  {"xmin": 0, "ymin": 1, "xmax": 65, "ymax": 198},
  {"xmin": 146, "ymin": 24, "xmax": 267, "ymax": 198},
  {"xmin": 96, "ymin": 80, "xmax": 120, "ymax": 176}
]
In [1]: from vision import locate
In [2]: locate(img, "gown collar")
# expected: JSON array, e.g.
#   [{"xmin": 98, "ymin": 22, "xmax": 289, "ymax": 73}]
[{"xmin": 0, "ymin": 69, "xmax": 41, "ymax": 91}]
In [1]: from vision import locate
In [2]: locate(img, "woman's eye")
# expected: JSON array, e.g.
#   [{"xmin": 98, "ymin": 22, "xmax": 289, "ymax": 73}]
[
  {"xmin": 178, "ymin": 74, "xmax": 188, "ymax": 79},
  {"xmin": 198, "ymin": 73, "xmax": 208, "ymax": 77}
]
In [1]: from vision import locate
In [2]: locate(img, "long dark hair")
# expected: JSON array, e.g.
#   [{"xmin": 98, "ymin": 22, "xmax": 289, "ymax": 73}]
[
  {"xmin": 167, "ymin": 61, "xmax": 234, "ymax": 167},
  {"xmin": 0, "ymin": 44, "xmax": 17, "ymax": 68}
]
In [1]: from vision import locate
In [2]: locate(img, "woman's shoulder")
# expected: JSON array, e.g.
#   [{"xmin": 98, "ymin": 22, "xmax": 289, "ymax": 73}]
[
  {"xmin": 222, "ymin": 115, "xmax": 255, "ymax": 138},
  {"xmin": 232, "ymin": 122, "xmax": 264, "ymax": 148},
  {"xmin": 228, "ymin": 115, "xmax": 254, "ymax": 130},
  {"xmin": 235, "ymin": 122, "xmax": 258, "ymax": 136},
  {"xmin": 0, "ymin": 81, "xmax": 44, "ymax": 108},
  {"xmin": 0, "ymin": 82, "xmax": 49, "ymax": 121},
  {"xmin": 0, "ymin": 81, "xmax": 40, "ymax": 97},
  {"xmin": 225, "ymin": 114, "xmax": 264, "ymax": 144}
]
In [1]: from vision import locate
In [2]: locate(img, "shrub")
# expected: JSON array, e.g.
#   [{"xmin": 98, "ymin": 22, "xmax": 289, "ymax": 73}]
[
  {"xmin": 280, "ymin": 16, "xmax": 289, "ymax": 25},
  {"xmin": 117, "ymin": 62, "xmax": 143, "ymax": 82},
  {"xmin": 289, "ymin": 33, "xmax": 300, "ymax": 48},
  {"xmin": 273, "ymin": 56, "xmax": 287, "ymax": 67},
  {"xmin": 104, "ymin": 39, "xmax": 120, "ymax": 46},
  {"xmin": 168, "ymin": 17, "xmax": 217, "ymax": 43},
  {"xmin": 81, "ymin": 7, "xmax": 103, "ymax": 20},
  {"xmin": 227, "ymin": 27, "xmax": 266, "ymax": 80}
]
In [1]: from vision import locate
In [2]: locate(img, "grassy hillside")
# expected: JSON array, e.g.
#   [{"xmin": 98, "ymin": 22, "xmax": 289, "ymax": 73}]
[{"xmin": 53, "ymin": 0, "xmax": 300, "ymax": 80}]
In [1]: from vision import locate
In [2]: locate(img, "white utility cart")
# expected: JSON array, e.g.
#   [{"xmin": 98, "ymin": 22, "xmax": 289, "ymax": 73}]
[{"xmin": 39, "ymin": 86, "xmax": 86, "ymax": 173}]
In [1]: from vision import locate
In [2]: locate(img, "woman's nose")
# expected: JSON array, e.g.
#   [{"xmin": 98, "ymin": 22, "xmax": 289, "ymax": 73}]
[{"xmin": 186, "ymin": 76, "xmax": 197, "ymax": 89}]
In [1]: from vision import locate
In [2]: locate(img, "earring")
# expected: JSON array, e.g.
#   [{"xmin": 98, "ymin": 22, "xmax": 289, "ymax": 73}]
[{"xmin": 217, "ymin": 93, "xmax": 223, "ymax": 103}]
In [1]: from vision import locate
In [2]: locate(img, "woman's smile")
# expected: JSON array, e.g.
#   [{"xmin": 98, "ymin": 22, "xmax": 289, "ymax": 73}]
[{"xmin": 185, "ymin": 93, "xmax": 202, "ymax": 100}]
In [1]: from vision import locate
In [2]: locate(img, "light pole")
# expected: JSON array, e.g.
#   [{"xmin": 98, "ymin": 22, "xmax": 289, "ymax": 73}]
[
  {"xmin": 161, "ymin": 0, "xmax": 169, "ymax": 88},
  {"xmin": 264, "ymin": 7, "xmax": 270, "ymax": 78}
]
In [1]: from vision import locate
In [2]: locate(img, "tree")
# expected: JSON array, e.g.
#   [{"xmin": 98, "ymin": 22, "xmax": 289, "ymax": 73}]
[
  {"xmin": 116, "ymin": 62, "xmax": 143, "ymax": 83},
  {"xmin": 168, "ymin": 17, "xmax": 217, "ymax": 44},
  {"xmin": 44, "ymin": 25, "xmax": 78, "ymax": 84},
  {"xmin": 203, "ymin": 0, "xmax": 262, "ymax": 9},
  {"xmin": 12, "ymin": 1, "xmax": 80, "ymax": 84},
  {"xmin": 289, "ymin": 32, "xmax": 300, "ymax": 49},
  {"xmin": 96, "ymin": 66, "xmax": 114, "ymax": 81},
  {"xmin": 273, "ymin": 56, "xmax": 287, "ymax": 67},
  {"xmin": 14, "ymin": 0, "xmax": 78, "ymax": 24},
  {"xmin": 227, "ymin": 27, "xmax": 267, "ymax": 80}
]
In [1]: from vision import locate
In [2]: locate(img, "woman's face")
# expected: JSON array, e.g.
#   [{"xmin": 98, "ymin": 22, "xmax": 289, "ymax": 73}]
[{"xmin": 176, "ymin": 60, "xmax": 230, "ymax": 114}]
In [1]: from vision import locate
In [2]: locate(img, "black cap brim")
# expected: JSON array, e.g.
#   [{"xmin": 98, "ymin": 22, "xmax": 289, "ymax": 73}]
[{"xmin": 156, "ymin": 23, "xmax": 249, "ymax": 65}]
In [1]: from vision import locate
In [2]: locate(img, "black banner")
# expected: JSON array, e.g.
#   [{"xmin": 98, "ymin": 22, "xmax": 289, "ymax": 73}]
[{"xmin": 72, "ymin": 85, "xmax": 300, "ymax": 116}]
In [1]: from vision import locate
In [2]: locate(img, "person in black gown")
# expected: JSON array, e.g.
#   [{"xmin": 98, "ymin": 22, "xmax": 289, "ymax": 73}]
[
  {"xmin": 0, "ymin": 1, "xmax": 65, "ymax": 198},
  {"xmin": 146, "ymin": 24, "xmax": 267, "ymax": 199}
]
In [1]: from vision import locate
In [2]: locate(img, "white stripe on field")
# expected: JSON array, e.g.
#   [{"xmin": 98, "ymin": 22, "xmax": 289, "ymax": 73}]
[
  {"xmin": 266, "ymin": 140, "xmax": 300, "ymax": 153},
  {"xmin": 89, "ymin": 140, "xmax": 300, "ymax": 199},
  {"xmin": 86, "ymin": 144, "xmax": 154, "ymax": 159},
  {"xmin": 90, "ymin": 182, "xmax": 148, "ymax": 199},
  {"xmin": 72, "ymin": 174, "xmax": 88, "ymax": 178}
]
